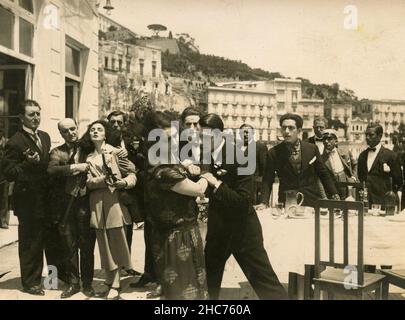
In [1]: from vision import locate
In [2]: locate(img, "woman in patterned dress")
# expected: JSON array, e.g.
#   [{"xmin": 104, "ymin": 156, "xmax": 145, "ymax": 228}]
[{"xmin": 144, "ymin": 111, "xmax": 209, "ymax": 300}]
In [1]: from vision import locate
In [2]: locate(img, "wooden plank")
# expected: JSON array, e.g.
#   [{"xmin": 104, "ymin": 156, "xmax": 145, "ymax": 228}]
[
  {"xmin": 343, "ymin": 208, "xmax": 349, "ymax": 265},
  {"xmin": 315, "ymin": 206, "xmax": 320, "ymax": 278},
  {"xmin": 304, "ymin": 264, "xmax": 314, "ymax": 300},
  {"xmin": 358, "ymin": 206, "xmax": 364, "ymax": 286},
  {"xmin": 288, "ymin": 272, "xmax": 298, "ymax": 300},
  {"xmin": 329, "ymin": 206, "xmax": 334, "ymax": 263}
]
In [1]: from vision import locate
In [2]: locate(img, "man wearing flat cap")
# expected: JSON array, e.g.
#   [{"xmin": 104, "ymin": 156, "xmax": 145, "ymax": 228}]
[{"xmin": 321, "ymin": 129, "xmax": 358, "ymax": 199}]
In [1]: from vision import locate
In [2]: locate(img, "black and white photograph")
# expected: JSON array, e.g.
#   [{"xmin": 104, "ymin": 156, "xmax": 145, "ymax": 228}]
[{"xmin": 0, "ymin": 0, "xmax": 405, "ymax": 304}]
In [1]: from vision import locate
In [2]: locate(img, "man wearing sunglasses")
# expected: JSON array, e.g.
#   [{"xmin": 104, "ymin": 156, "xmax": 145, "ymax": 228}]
[{"xmin": 257, "ymin": 113, "xmax": 339, "ymax": 210}]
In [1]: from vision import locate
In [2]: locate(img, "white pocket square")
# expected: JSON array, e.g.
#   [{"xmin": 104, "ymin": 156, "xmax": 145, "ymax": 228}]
[{"xmin": 309, "ymin": 156, "xmax": 316, "ymax": 165}]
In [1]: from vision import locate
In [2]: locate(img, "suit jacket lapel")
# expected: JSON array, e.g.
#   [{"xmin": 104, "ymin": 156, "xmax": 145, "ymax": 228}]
[
  {"xmin": 339, "ymin": 152, "xmax": 352, "ymax": 175},
  {"xmin": 279, "ymin": 142, "xmax": 295, "ymax": 175},
  {"xmin": 300, "ymin": 142, "xmax": 313, "ymax": 174},
  {"xmin": 322, "ymin": 153, "xmax": 333, "ymax": 173},
  {"xmin": 38, "ymin": 131, "xmax": 48, "ymax": 157},
  {"xmin": 20, "ymin": 129, "xmax": 43, "ymax": 156}
]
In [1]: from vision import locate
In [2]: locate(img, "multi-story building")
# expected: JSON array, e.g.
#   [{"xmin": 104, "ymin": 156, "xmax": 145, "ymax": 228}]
[
  {"xmin": 353, "ymin": 101, "xmax": 373, "ymax": 121},
  {"xmin": 0, "ymin": 0, "xmax": 99, "ymax": 146},
  {"xmin": 350, "ymin": 116, "xmax": 369, "ymax": 143},
  {"xmin": 99, "ymin": 39, "xmax": 206, "ymax": 115},
  {"xmin": 99, "ymin": 39, "xmax": 168, "ymax": 115},
  {"xmin": 99, "ymin": 13, "xmax": 137, "ymax": 42},
  {"xmin": 369, "ymin": 99, "xmax": 405, "ymax": 145},
  {"xmin": 209, "ymin": 78, "xmax": 324, "ymax": 142},
  {"xmin": 207, "ymin": 86, "xmax": 276, "ymax": 142},
  {"xmin": 99, "ymin": 12, "xmax": 135, "ymax": 35}
]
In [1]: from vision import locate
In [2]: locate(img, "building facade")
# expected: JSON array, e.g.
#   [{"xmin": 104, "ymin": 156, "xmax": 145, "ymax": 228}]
[
  {"xmin": 353, "ymin": 101, "xmax": 373, "ymax": 121},
  {"xmin": 98, "ymin": 39, "xmax": 174, "ymax": 116},
  {"xmin": 99, "ymin": 39, "xmax": 209, "ymax": 115},
  {"xmin": 350, "ymin": 116, "xmax": 369, "ymax": 143},
  {"xmin": 0, "ymin": 0, "xmax": 99, "ymax": 146},
  {"xmin": 370, "ymin": 99, "xmax": 405, "ymax": 145},
  {"xmin": 207, "ymin": 86, "xmax": 276, "ymax": 142},
  {"xmin": 209, "ymin": 78, "xmax": 324, "ymax": 142}
]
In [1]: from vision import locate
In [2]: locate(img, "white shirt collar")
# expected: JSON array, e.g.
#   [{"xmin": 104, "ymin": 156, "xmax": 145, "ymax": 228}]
[
  {"xmin": 212, "ymin": 138, "xmax": 225, "ymax": 163},
  {"xmin": 22, "ymin": 125, "xmax": 38, "ymax": 136}
]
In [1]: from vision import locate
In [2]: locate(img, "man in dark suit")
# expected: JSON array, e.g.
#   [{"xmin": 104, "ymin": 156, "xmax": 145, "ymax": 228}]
[
  {"xmin": 306, "ymin": 117, "xmax": 328, "ymax": 155},
  {"xmin": 107, "ymin": 110, "xmax": 141, "ymax": 277},
  {"xmin": 47, "ymin": 118, "xmax": 96, "ymax": 298},
  {"xmin": 238, "ymin": 124, "xmax": 268, "ymax": 205},
  {"xmin": 321, "ymin": 129, "xmax": 357, "ymax": 199},
  {"xmin": 305, "ymin": 117, "xmax": 330, "ymax": 199},
  {"xmin": 1, "ymin": 100, "xmax": 51, "ymax": 295},
  {"xmin": 0, "ymin": 129, "xmax": 10, "ymax": 229},
  {"xmin": 357, "ymin": 123, "xmax": 403, "ymax": 208},
  {"xmin": 257, "ymin": 114, "xmax": 339, "ymax": 210},
  {"xmin": 199, "ymin": 114, "xmax": 288, "ymax": 300}
]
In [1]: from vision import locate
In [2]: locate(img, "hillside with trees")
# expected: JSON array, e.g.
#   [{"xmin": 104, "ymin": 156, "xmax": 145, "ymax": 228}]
[
  {"xmin": 298, "ymin": 77, "xmax": 361, "ymax": 106},
  {"xmin": 100, "ymin": 23, "xmax": 363, "ymax": 112},
  {"xmin": 162, "ymin": 36, "xmax": 362, "ymax": 108},
  {"xmin": 162, "ymin": 39, "xmax": 283, "ymax": 81}
]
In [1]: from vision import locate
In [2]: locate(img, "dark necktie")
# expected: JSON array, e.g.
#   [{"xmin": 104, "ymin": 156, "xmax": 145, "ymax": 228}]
[
  {"xmin": 68, "ymin": 144, "xmax": 78, "ymax": 164},
  {"xmin": 367, "ymin": 147, "xmax": 377, "ymax": 153},
  {"xmin": 290, "ymin": 142, "xmax": 300, "ymax": 161},
  {"xmin": 31, "ymin": 132, "xmax": 42, "ymax": 152}
]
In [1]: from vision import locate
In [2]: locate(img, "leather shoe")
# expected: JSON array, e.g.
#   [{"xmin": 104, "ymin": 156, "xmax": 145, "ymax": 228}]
[
  {"xmin": 24, "ymin": 286, "xmax": 45, "ymax": 296},
  {"xmin": 82, "ymin": 285, "xmax": 95, "ymax": 297},
  {"xmin": 124, "ymin": 269, "xmax": 142, "ymax": 277},
  {"xmin": 61, "ymin": 284, "xmax": 80, "ymax": 299},
  {"xmin": 130, "ymin": 274, "xmax": 153, "ymax": 288},
  {"xmin": 146, "ymin": 284, "xmax": 162, "ymax": 299}
]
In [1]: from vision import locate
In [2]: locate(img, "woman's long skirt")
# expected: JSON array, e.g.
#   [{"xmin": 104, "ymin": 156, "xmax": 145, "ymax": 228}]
[{"xmin": 96, "ymin": 227, "xmax": 132, "ymax": 271}]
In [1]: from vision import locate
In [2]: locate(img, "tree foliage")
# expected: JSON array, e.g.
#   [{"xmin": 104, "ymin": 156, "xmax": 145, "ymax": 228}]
[
  {"xmin": 299, "ymin": 77, "xmax": 360, "ymax": 107},
  {"xmin": 147, "ymin": 24, "xmax": 167, "ymax": 37},
  {"xmin": 162, "ymin": 42, "xmax": 283, "ymax": 81}
]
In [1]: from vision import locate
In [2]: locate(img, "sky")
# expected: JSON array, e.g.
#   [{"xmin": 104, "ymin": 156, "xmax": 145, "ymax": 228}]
[{"xmin": 108, "ymin": 0, "xmax": 405, "ymax": 100}]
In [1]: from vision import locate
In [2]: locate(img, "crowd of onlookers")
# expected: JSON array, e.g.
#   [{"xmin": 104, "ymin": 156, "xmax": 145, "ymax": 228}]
[{"xmin": 1, "ymin": 100, "xmax": 404, "ymax": 300}]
